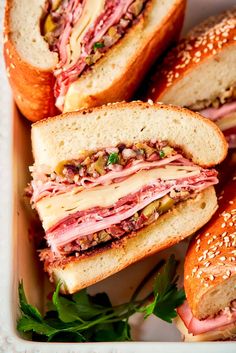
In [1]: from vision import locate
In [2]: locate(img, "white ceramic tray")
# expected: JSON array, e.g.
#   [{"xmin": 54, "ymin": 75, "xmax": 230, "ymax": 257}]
[{"xmin": 1, "ymin": 0, "xmax": 236, "ymax": 352}]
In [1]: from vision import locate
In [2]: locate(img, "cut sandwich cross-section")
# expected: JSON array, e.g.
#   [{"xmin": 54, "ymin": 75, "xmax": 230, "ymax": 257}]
[
  {"xmin": 4, "ymin": 0, "xmax": 186, "ymax": 121},
  {"xmin": 29, "ymin": 102, "xmax": 227, "ymax": 293}
]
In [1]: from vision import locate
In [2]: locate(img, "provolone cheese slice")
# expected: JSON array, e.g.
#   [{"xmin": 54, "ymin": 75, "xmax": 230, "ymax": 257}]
[
  {"xmin": 36, "ymin": 165, "xmax": 201, "ymax": 230},
  {"xmin": 67, "ymin": 0, "xmax": 105, "ymax": 69},
  {"xmin": 217, "ymin": 112, "xmax": 236, "ymax": 131}
]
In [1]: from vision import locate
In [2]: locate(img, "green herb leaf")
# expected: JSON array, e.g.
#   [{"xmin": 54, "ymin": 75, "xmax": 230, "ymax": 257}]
[
  {"xmin": 52, "ymin": 283, "xmax": 84, "ymax": 323},
  {"xmin": 17, "ymin": 255, "xmax": 185, "ymax": 342},
  {"xmin": 93, "ymin": 42, "xmax": 104, "ymax": 50},
  {"xmin": 72, "ymin": 290, "xmax": 108, "ymax": 320},
  {"xmin": 17, "ymin": 316, "xmax": 57, "ymax": 336},
  {"xmin": 18, "ymin": 281, "xmax": 43, "ymax": 322},
  {"xmin": 142, "ymin": 255, "xmax": 186, "ymax": 323},
  {"xmin": 107, "ymin": 152, "xmax": 119, "ymax": 165},
  {"xmin": 159, "ymin": 150, "xmax": 165, "ymax": 159},
  {"xmin": 152, "ymin": 287, "xmax": 185, "ymax": 323},
  {"xmin": 92, "ymin": 321, "xmax": 131, "ymax": 342},
  {"xmin": 48, "ymin": 331, "xmax": 85, "ymax": 342},
  {"xmin": 89, "ymin": 292, "xmax": 112, "ymax": 308}
]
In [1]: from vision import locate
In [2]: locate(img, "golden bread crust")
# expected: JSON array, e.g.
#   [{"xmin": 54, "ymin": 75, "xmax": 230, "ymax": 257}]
[
  {"xmin": 184, "ymin": 175, "xmax": 236, "ymax": 319},
  {"xmin": 4, "ymin": 1, "xmax": 59, "ymax": 122},
  {"xmin": 4, "ymin": 0, "xmax": 186, "ymax": 121},
  {"xmin": 147, "ymin": 8, "xmax": 236, "ymax": 102}
]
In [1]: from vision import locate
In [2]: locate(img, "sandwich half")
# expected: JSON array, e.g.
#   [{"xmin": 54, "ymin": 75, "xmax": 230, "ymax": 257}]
[
  {"xmin": 176, "ymin": 175, "xmax": 236, "ymax": 341},
  {"xmin": 147, "ymin": 8, "xmax": 236, "ymax": 148},
  {"xmin": 29, "ymin": 101, "xmax": 227, "ymax": 293},
  {"xmin": 4, "ymin": 0, "xmax": 186, "ymax": 122}
]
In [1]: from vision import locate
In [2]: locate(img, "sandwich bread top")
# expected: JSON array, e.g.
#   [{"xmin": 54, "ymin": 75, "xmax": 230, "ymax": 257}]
[
  {"xmin": 147, "ymin": 8, "xmax": 236, "ymax": 105},
  {"xmin": 31, "ymin": 102, "xmax": 227, "ymax": 170}
]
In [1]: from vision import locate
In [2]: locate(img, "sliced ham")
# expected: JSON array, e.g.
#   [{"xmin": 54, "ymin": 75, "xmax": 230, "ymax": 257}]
[
  {"xmin": 46, "ymin": 169, "xmax": 218, "ymax": 253},
  {"xmin": 200, "ymin": 101, "xmax": 236, "ymax": 122},
  {"xmin": 178, "ymin": 301, "xmax": 236, "ymax": 335},
  {"xmin": 31, "ymin": 155, "xmax": 193, "ymax": 203},
  {"xmin": 51, "ymin": 0, "xmax": 147, "ymax": 109}
]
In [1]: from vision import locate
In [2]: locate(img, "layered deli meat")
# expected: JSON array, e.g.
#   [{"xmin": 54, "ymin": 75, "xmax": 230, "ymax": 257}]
[
  {"xmin": 42, "ymin": 0, "xmax": 148, "ymax": 110},
  {"xmin": 189, "ymin": 85, "xmax": 236, "ymax": 148},
  {"xmin": 29, "ymin": 140, "xmax": 218, "ymax": 262},
  {"xmin": 178, "ymin": 300, "xmax": 236, "ymax": 336}
]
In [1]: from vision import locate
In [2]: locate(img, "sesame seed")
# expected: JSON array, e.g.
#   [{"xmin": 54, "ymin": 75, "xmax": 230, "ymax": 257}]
[
  {"xmin": 209, "ymin": 275, "xmax": 215, "ymax": 281},
  {"xmin": 205, "ymin": 232, "xmax": 210, "ymax": 237},
  {"xmin": 222, "ymin": 232, "xmax": 228, "ymax": 237},
  {"xmin": 197, "ymin": 239, "xmax": 201, "ymax": 244},
  {"xmin": 221, "ymin": 223, "xmax": 226, "ymax": 228},
  {"xmin": 229, "ymin": 201, "xmax": 234, "ymax": 204},
  {"xmin": 10, "ymin": 63, "xmax": 15, "ymax": 69},
  {"xmin": 229, "ymin": 222, "xmax": 234, "ymax": 227},
  {"xmin": 226, "ymin": 270, "xmax": 231, "ymax": 277},
  {"xmin": 220, "ymin": 256, "xmax": 226, "ymax": 261},
  {"xmin": 204, "ymin": 261, "xmax": 211, "ymax": 267},
  {"xmin": 223, "ymin": 275, "xmax": 229, "ymax": 279},
  {"xmin": 204, "ymin": 283, "xmax": 209, "ymax": 287}
]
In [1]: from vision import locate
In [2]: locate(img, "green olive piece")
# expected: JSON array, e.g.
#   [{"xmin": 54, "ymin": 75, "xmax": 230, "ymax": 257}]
[
  {"xmin": 142, "ymin": 200, "xmax": 161, "ymax": 217},
  {"xmin": 162, "ymin": 146, "xmax": 174, "ymax": 157},
  {"xmin": 93, "ymin": 156, "xmax": 106, "ymax": 175},
  {"xmin": 44, "ymin": 14, "xmax": 57, "ymax": 34},
  {"xmin": 135, "ymin": 142, "xmax": 155, "ymax": 157},
  {"xmin": 158, "ymin": 195, "xmax": 175, "ymax": 214},
  {"xmin": 55, "ymin": 160, "xmax": 70, "ymax": 175},
  {"xmin": 98, "ymin": 230, "xmax": 111, "ymax": 242}
]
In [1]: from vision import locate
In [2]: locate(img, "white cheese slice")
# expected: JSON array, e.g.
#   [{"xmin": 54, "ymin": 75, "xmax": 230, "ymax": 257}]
[
  {"xmin": 65, "ymin": 0, "xmax": 105, "ymax": 70},
  {"xmin": 36, "ymin": 165, "xmax": 201, "ymax": 231},
  {"xmin": 216, "ymin": 112, "xmax": 236, "ymax": 131}
]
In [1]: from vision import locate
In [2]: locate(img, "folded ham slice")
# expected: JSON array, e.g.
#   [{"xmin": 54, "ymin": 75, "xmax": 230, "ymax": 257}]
[
  {"xmin": 47, "ymin": 0, "xmax": 147, "ymax": 109},
  {"xmin": 31, "ymin": 154, "xmax": 191, "ymax": 203},
  {"xmin": 200, "ymin": 101, "xmax": 236, "ymax": 122},
  {"xmin": 200, "ymin": 101, "xmax": 236, "ymax": 148},
  {"xmin": 178, "ymin": 301, "xmax": 236, "ymax": 336},
  {"xmin": 46, "ymin": 169, "xmax": 217, "ymax": 254}
]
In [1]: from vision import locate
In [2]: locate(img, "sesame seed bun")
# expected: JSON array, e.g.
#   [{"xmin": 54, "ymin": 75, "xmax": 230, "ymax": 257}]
[
  {"xmin": 146, "ymin": 8, "xmax": 236, "ymax": 107},
  {"xmin": 184, "ymin": 174, "xmax": 236, "ymax": 321}
]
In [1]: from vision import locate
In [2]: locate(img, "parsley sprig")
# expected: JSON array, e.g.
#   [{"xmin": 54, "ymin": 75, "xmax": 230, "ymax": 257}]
[{"xmin": 17, "ymin": 255, "xmax": 185, "ymax": 342}]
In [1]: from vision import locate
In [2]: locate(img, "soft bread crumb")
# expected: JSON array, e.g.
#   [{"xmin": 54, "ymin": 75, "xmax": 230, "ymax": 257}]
[{"xmin": 31, "ymin": 102, "xmax": 227, "ymax": 170}]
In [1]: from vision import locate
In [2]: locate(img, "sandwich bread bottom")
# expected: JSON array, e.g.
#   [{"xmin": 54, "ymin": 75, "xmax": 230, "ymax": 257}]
[{"xmin": 47, "ymin": 186, "xmax": 217, "ymax": 294}]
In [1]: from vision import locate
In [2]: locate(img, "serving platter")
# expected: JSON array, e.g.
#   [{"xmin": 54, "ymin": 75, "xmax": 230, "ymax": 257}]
[{"xmin": 0, "ymin": 0, "xmax": 236, "ymax": 352}]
